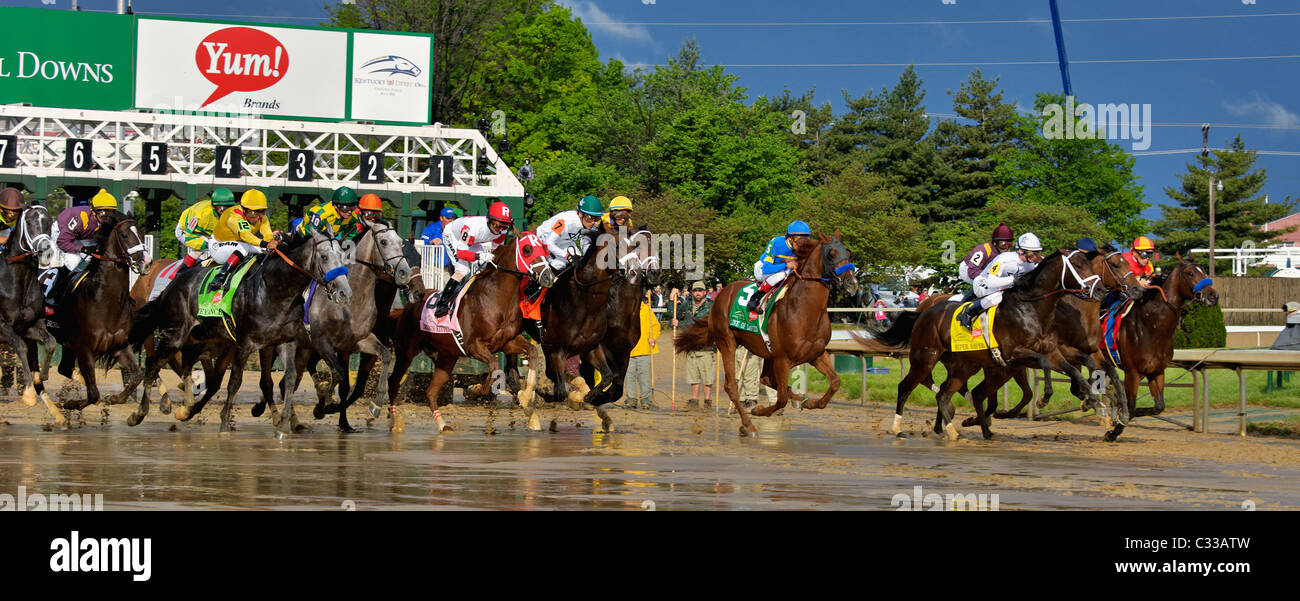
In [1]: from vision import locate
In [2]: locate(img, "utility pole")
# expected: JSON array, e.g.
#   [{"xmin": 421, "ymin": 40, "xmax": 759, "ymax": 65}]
[
  {"xmin": 1049, "ymin": 0, "xmax": 1074, "ymax": 96},
  {"xmin": 1203, "ymin": 123, "xmax": 1216, "ymax": 277}
]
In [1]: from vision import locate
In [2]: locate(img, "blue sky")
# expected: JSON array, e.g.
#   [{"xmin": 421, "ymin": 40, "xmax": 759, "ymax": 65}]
[{"xmin": 11, "ymin": 0, "xmax": 1300, "ymax": 233}]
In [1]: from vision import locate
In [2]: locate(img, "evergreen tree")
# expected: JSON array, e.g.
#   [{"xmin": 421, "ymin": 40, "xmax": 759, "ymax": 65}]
[{"xmin": 931, "ymin": 69, "xmax": 1019, "ymax": 217}]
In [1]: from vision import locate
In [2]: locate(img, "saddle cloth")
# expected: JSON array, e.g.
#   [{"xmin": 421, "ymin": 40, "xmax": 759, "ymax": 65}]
[
  {"xmin": 420, "ymin": 274, "xmax": 477, "ymax": 334},
  {"xmin": 950, "ymin": 302, "xmax": 999, "ymax": 353},
  {"xmin": 728, "ymin": 281, "xmax": 787, "ymax": 335},
  {"xmin": 147, "ymin": 260, "xmax": 184, "ymax": 302},
  {"xmin": 1101, "ymin": 298, "xmax": 1134, "ymax": 366},
  {"xmin": 197, "ymin": 257, "xmax": 258, "ymax": 319}
]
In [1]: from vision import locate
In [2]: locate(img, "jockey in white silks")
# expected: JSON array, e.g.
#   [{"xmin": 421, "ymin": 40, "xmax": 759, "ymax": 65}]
[{"xmin": 957, "ymin": 232, "xmax": 1044, "ymax": 330}]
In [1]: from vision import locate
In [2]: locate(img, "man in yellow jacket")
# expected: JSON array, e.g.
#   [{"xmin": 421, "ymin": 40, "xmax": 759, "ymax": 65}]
[{"xmin": 624, "ymin": 291, "xmax": 661, "ymax": 411}]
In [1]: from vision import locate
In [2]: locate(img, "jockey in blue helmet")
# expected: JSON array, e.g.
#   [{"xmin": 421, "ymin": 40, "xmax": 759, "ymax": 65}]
[{"xmin": 747, "ymin": 220, "xmax": 812, "ymax": 315}]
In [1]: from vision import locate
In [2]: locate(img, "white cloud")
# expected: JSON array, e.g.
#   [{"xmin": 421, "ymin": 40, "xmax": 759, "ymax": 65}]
[
  {"xmin": 557, "ymin": 0, "xmax": 653, "ymax": 44},
  {"xmin": 1224, "ymin": 93, "xmax": 1300, "ymax": 127}
]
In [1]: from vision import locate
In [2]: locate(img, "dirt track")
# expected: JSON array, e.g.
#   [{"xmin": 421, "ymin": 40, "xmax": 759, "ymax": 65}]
[{"xmin": 0, "ymin": 363, "xmax": 1296, "ymax": 510}]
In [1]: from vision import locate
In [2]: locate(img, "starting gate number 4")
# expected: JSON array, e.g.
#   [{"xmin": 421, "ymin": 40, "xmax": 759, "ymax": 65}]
[
  {"xmin": 361, "ymin": 152, "xmax": 385, "ymax": 184},
  {"xmin": 66, "ymin": 139, "xmax": 92, "ymax": 172},
  {"xmin": 215, "ymin": 146, "xmax": 241, "ymax": 178}
]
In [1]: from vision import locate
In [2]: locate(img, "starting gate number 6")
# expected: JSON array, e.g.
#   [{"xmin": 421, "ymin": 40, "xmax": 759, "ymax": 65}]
[{"xmin": 72, "ymin": 141, "xmax": 85, "ymax": 170}]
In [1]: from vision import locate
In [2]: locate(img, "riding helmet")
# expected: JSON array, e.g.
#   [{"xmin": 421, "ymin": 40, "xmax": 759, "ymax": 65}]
[
  {"xmin": 332, "ymin": 186, "xmax": 359, "ymax": 206},
  {"xmin": 787, "ymin": 220, "xmax": 811, "ymax": 236},
  {"xmin": 578, "ymin": 195, "xmax": 603, "ymax": 217},
  {"xmin": 210, "ymin": 187, "xmax": 237, "ymax": 207},
  {"xmin": 1132, "ymin": 236, "xmax": 1156, "ymax": 251},
  {"xmin": 240, "ymin": 189, "xmax": 269, "ymax": 211},
  {"xmin": 91, "ymin": 189, "xmax": 117, "ymax": 210},
  {"xmin": 487, "ymin": 201, "xmax": 512, "ymax": 224},
  {"xmin": 992, "ymin": 222, "xmax": 1013, "ymax": 242},
  {"xmin": 359, "ymin": 193, "xmax": 383, "ymax": 212},
  {"xmin": 0, "ymin": 187, "xmax": 25, "ymax": 210}
]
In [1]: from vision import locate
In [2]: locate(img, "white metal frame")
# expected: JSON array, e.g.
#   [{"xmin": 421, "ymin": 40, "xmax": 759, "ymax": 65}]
[
  {"xmin": 415, "ymin": 242, "xmax": 448, "ymax": 291},
  {"xmin": 1189, "ymin": 246, "xmax": 1300, "ymax": 277},
  {"xmin": 0, "ymin": 105, "xmax": 523, "ymax": 198}
]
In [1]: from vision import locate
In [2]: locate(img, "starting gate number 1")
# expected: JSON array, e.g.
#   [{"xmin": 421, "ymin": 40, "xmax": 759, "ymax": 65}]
[
  {"xmin": 66, "ymin": 139, "xmax": 92, "ymax": 172},
  {"xmin": 215, "ymin": 146, "xmax": 241, "ymax": 178},
  {"xmin": 142, "ymin": 142, "xmax": 167, "ymax": 175},
  {"xmin": 361, "ymin": 152, "xmax": 385, "ymax": 184},
  {"xmin": 0, "ymin": 135, "xmax": 15, "ymax": 168},
  {"xmin": 430, "ymin": 155, "xmax": 453, "ymax": 187},
  {"xmin": 288, "ymin": 149, "xmax": 314, "ymax": 182}
]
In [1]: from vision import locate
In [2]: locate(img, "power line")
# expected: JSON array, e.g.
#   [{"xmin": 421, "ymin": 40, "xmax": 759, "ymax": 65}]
[
  {"xmin": 630, "ymin": 54, "xmax": 1300, "ymax": 69},
  {"xmin": 925, "ymin": 114, "xmax": 1300, "ymax": 132},
  {"xmin": 588, "ymin": 12, "xmax": 1300, "ymax": 27},
  {"xmin": 1132, "ymin": 149, "xmax": 1300, "ymax": 157}
]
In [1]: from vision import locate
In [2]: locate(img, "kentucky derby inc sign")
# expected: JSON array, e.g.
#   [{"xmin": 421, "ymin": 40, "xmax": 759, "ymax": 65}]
[
  {"xmin": 0, "ymin": 7, "xmax": 134, "ymax": 111},
  {"xmin": 349, "ymin": 32, "xmax": 433, "ymax": 124}
]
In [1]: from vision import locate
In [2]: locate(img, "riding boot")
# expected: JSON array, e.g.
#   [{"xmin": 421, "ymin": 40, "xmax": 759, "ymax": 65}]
[
  {"xmin": 958, "ymin": 301, "xmax": 985, "ymax": 331},
  {"xmin": 523, "ymin": 279, "xmax": 543, "ymax": 302},
  {"xmin": 747, "ymin": 285, "xmax": 769, "ymax": 315},
  {"xmin": 210, "ymin": 262, "xmax": 234, "ymax": 292},
  {"xmin": 434, "ymin": 278, "xmax": 462, "ymax": 318},
  {"xmin": 175, "ymin": 254, "xmax": 198, "ymax": 276}
]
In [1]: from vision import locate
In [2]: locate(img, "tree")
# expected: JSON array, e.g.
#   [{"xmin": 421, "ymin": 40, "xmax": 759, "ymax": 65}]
[
  {"xmin": 993, "ymin": 92, "xmax": 1147, "ymax": 242},
  {"xmin": 1153, "ymin": 135, "xmax": 1296, "ymax": 268},
  {"xmin": 766, "ymin": 87, "xmax": 837, "ymax": 186},
  {"xmin": 829, "ymin": 66, "xmax": 941, "ymax": 221},
  {"xmin": 931, "ymin": 69, "xmax": 1019, "ymax": 217}
]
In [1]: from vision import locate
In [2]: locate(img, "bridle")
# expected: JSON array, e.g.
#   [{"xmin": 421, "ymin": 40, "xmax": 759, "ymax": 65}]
[
  {"xmin": 274, "ymin": 234, "xmax": 349, "ymax": 287},
  {"xmin": 5, "ymin": 205, "xmax": 53, "ymax": 265},
  {"xmin": 92, "ymin": 219, "xmax": 149, "ymax": 274},
  {"xmin": 1015, "ymin": 252, "xmax": 1096, "ymax": 301},
  {"xmin": 613, "ymin": 228, "xmax": 657, "ymax": 286},
  {"xmin": 352, "ymin": 222, "xmax": 409, "ymax": 281}
]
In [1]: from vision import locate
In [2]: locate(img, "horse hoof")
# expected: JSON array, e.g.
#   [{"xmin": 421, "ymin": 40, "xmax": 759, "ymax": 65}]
[
  {"xmin": 368, "ymin": 403, "xmax": 382, "ymax": 419},
  {"xmin": 173, "ymin": 406, "xmax": 191, "ymax": 421},
  {"xmin": 274, "ymin": 430, "xmax": 288, "ymax": 440},
  {"xmin": 250, "ymin": 402, "xmax": 266, "ymax": 418},
  {"xmin": 22, "ymin": 387, "xmax": 37, "ymax": 407},
  {"xmin": 313, "ymin": 405, "xmax": 326, "ymax": 420},
  {"xmin": 943, "ymin": 422, "xmax": 959, "ymax": 441},
  {"xmin": 886, "ymin": 414, "xmax": 903, "ymax": 435},
  {"xmin": 982, "ymin": 430, "xmax": 995, "ymax": 440},
  {"xmin": 159, "ymin": 393, "xmax": 173, "ymax": 414},
  {"xmin": 126, "ymin": 413, "xmax": 142, "ymax": 427},
  {"xmin": 339, "ymin": 424, "xmax": 360, "ymax": 434}
]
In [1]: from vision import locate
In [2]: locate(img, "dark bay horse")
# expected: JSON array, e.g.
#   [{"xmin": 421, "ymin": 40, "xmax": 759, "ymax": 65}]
[
  {"xmin": 1102, "ymin": 256, "xmax": 1218, "ymax": 442},
  {"xmin": 674, "ymin": 232, "xmax": 858, "ymax": 434},
  {"xmin": 385, "ymin": 231, "xmax": 555, "ymax": 433},
  {"xmin": 858, "ymin": 250, "xmax": 1106, "ymax": 440},
  {"xmin": 257, "ymin": 221, "xmax": 412, "ymax": 432},
  {"xmin": 127, "ymin": 230, "xmax": 351, "ymax": 436},
  {"xmin": 577, "ymin": 226, "xmax": 661, "ymax": 409},
  {"xmin": 49, "ymin": 214, "xmax": 150, "ymax": 411},
  {"xmin": 1, "ymin": 203, "xmax": 64, "ymax": 425}
]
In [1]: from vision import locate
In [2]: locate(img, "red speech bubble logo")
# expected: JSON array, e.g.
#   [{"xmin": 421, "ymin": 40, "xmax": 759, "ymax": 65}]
[{"xmin": 194, "ymin": 27, "xmax": 289, "ymax": 108}]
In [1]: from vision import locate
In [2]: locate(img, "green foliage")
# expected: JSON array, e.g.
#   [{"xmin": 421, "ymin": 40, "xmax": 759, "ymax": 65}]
[
  {"xmin": 1153, "ymin": 135, "xmax": 1297, "ymax": 262},
  {"xmin": 932, "ymin": 69, "xmax": 1019, "ymax": 217},
  {"xmin": 1174, "ymin": 302, "xmax": 1227, "ymax": 349},
  {"xmin": 992, "ymin": 93, "xmax": 1147, "ymax": 243},
  {"xmin": 795, "ymin": 164, "xmax": 924, "ymax": 282}
]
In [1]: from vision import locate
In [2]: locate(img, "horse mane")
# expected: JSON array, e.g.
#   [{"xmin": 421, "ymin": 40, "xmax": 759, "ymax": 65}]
[{"xmin": 1010, "ymin": 250, "xmax": 1061, "ymax": 293}]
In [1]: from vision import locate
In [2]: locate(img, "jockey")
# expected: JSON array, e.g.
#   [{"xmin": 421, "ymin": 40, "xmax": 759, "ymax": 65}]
[
  {"xmin": 603, "ymin": 195, "xmax": 633, "ymax": 231},
  {"xmin": 537, "ymin": 195, "xmax": 604, "ymax": 273},
  {"xmin": 55, "ymin": 189, "xmax": 117, "ymax": 271},
  {"xmin": 746, "ymin": 220, "xmax": 812, "ymax": 315},
  {"xmin": 297, "ymin": 186, "xmax": 364, "ymax": 243},
  {"xmin": 358, "ymin": 193, "xmax": 385, "ymax": 224},
  {"xmin": 174, "ymin": 188, "xmax": 236, "ymax": 275},
  {"xmin": 433, "ymin": 200, "xmax": 513, "ymax": 318},
  {"xmin": 960, "ymin": 222, "xmax": 1015, "ymax": 286},
  {"xmin": 1121, "ymin": 236, "xmax": 1157, "ymax": 286},
  {"xmin": 210, "ymin": 189, "xmax": 278, "ymax": 291},
  {"xmin": 0, "ymin": 187, "xmax": 26, "ymax": 248},
  {"xmin": 957, "ymin": 232, "xmax": 1044, "ymax": 330}
]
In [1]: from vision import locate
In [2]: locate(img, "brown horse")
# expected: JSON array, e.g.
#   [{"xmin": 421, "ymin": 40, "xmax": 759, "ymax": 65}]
[
  {"xmin": 128, "ymin": 257, "xmax": 211, "ymax": 416},
  {"xmin": 674, "ymin": 232, "xmax": 858, "ymax": 434},
  {"xmin": 385, "ymin": 231, "xmax": 555, "ymax": 432},
  {"xmin": 1102, "ymin": 256, "xmax": 1218, "ymax": 442},
  {"xmin": 857, "ymin": 250, "xmax": 1108, "ymax": 440},
  {"xmin": 577, "ymin": 226, "xmax": 661, "ymax": 409},
  {"xmin": 48, "ymin": 214, "xmax": 150, "ymax": 411}
]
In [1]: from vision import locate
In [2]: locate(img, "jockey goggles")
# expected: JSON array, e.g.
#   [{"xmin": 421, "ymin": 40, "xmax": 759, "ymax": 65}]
[{"xmin": 1135, "ymin": 250, "xmax": 1154, "ymax": 259}]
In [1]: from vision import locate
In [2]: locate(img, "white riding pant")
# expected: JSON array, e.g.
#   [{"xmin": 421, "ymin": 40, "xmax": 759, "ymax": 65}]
[
  {"xmin": 546, "ymin": 237, "xmax": 584, "ymax": 270},
  {"xmin": 753, "ymin": 261, "xmax": 789, "ymax": 287},
  {"xmin": 972, "ymin": 273, "xmax": 1015, "ymax": 310},
  {"xmin": 209, "ymin": 240, "xmax": 265, "ymax": 264},
  {"xmin": 62, "ymin": 252, "xmax": 89, "ymax": 271},
  {"xmin": 442, "ymin": 237, "xmax": 486, "ymax": 279},
  {"xmin": 174, "ymin": 226, "xmax": 209, "ymax": 261}
]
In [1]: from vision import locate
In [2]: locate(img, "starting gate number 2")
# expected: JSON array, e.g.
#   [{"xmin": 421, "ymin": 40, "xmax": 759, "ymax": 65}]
[{"xmin": 361, "ymin": 152, "xmax": 385, "ymax": 184}]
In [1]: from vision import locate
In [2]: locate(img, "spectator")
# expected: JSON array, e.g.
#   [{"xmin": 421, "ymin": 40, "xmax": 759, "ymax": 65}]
[
  {"xmin": 708, "ymin": 282, "xmax": 723, "ymax": 301},
  {"xmin": 624, "ymin": 292, "xmax": 661, "ymax": 410},
  {"xmin": 735, "ymin": 350, "xmax": 764, "ymax": 411},
  {"xmin": 673, "ymin": 281, "xmax": 715, "ymax": 411},
  {"xmin": 874, "ymin": 298, "xmax": 891, "ymax": 328}
]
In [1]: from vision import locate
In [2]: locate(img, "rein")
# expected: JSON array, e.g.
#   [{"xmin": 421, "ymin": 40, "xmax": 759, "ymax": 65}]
[{"xmin": 273, "ymin": 239, "xmax": 348, "ymax": 286}]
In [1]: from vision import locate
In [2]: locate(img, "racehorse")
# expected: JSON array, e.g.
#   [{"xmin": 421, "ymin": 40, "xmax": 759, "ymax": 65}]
[
  {"xmin": 918, "ymin": 248, "xmax": 1143, "ymax": 429},
  {"xmin": 385, "ymin": 230, "xmax": 555, "ymax": 432},
  {"xmin": 674, "ymin": 232, "xmax": 858, "ymax": 434},
  {"xmin": 577, "ymin": 226, "xmax": 661, "ymax": 409},
  {"xmin": 1101, "ymin": 256, "xmax": 1218, "ymax": 442},
  {"xmin": 127, "ymin": 230, "xmax": 351, "ymax": 436},
  {"xmin": 256, "ymin": 221, "xmax": 412, "ymax": 432},
  {"xmin": 857, "ymin": 249, "xmax": 1108, "ymax": 440},
  {"xmin": 0, "ymin": 203, "xmax": 64, "ymax": 426},
  {"xmin": 48, "ymin": 214, "xmax": 150, "ymax": 411},
  {"xmin": 512, "ymin": 221, "xmax": 624, "ymax": 429}
]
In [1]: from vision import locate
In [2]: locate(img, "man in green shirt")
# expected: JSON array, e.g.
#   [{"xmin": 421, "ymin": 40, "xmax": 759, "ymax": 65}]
[{"xmin": 672, "ymin": 281, "xmax": 715, "ymax": 411}]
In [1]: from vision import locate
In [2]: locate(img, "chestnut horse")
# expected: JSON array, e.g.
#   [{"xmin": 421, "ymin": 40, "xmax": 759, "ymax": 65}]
[
  {"xmin": 674, "ymin": 232, "xmax": 858, "ymax": 434},
  {"xmin": 1102, "ymin": 256, "xmax": 1218, "ymax": 442},
  {"xmin": 857, "ymin": 250, "xmax": 1107, "ymax": 440},
  {"xmin": 385, "ymin": 231, "xmax": 555, "ymax": 433}
]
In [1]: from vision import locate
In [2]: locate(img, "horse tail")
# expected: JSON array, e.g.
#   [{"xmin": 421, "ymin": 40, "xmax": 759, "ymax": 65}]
[
  {"xmin": 850, "ymin": 311, "xmax": 918, "ymax": 352},
  {"xmin": 673, "ymin": 316, "xmax": 713, "ymax": 354}
]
